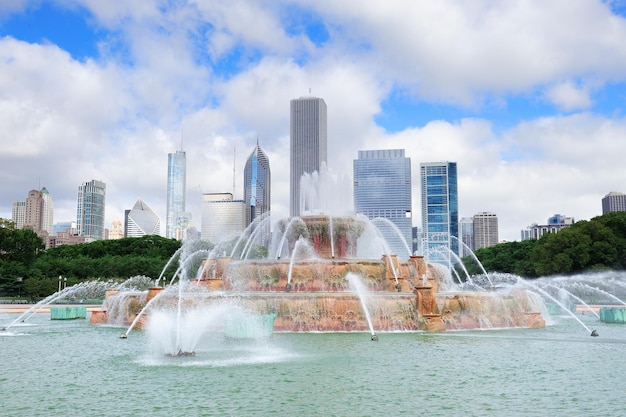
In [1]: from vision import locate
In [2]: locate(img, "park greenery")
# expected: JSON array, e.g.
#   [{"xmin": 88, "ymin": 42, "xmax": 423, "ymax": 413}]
[
  {"xmin": 2, "ymin": 211, "xmax": 626, "ymax": 299},
  {"xmin": 462, "ymin": 211, "xmax": 626, "ymax": 277}
]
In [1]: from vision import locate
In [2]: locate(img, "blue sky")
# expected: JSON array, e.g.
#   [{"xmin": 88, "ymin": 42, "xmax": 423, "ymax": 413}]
[{"xmin": 2, "ymin": 0, "xmax": 626, "ymax": 243}]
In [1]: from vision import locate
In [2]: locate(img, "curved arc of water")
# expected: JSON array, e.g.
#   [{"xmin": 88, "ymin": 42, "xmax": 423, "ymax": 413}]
[
  {"xmin": 450, "ymin": 235, "xmax": 488, "ymax": 276},
  {"xmin": 543, "ymin": 283, "xmax": 600, "ymax": 319},
  {"xmin": 155, "ymin": 247, "xmax": 183, "ymax": 287},
  {"xmin": 517, "ymin": 279, "xmax": 593, "ymax": 334},
  {"xmin": 274, "ymin": 217, "xmax": 308, "ymax": 260},
  {"xmin": 370, "ymin": 217, "xmax": 412, "ymax": 258},
  {"xmin": 346, "ymin": 273, "xmax": 376, "ymax": 336},
  {"xmin": 241, "ymin": 215, "xmax": 271, "ymax": 260},
  {"xmin": 167, "ymin": 249, "xmax": 210, "ymax": 286}
]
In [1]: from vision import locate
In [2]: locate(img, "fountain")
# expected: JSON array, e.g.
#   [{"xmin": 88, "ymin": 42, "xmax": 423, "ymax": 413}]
[{"xmin": 91, "ymin": 213, "xmax": 547, "ymax": 343}]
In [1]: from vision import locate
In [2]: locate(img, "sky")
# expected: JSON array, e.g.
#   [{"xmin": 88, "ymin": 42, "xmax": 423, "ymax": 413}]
[{"xmin": 2, "ymin": 0, "xmax": 626, "ymax": 243}]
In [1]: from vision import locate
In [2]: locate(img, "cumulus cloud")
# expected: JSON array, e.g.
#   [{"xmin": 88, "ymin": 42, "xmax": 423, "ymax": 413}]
[
  {"xmin": 2, "ymin": 1, "xmax": 626, "ymax": 244},
  {"xmin": 544, "ymin": 81, "xmax": 593, "ymax": 111}
]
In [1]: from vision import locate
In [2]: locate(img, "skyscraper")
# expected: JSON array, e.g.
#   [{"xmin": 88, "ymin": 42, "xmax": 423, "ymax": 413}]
[
  {"xmin": 459, "ymin": 217, "xmax": 474, "ymax": 257},
  {"xmin": 290, "ymin": 96, "xmax": 327, "ymax": 217},
  {"xmin": 420, "ymin": 161, "xmax": 458, "ymax": 266},
  {"xmin": 13, "ymin": 187, "xmax": 53, "ymax": 236},
  {"xmin": 124, "ymin": 198, "xmax": 161, "ymax": 237},
  {"xmin": 473, "ymin": 212, "xmax": 498, "ymax": 250},
  {"xmin": 243, "ymin": 141, "xmax": 271, "ymax": 246},
  {"xmin": 201, "ymin": 193, "xmax": 246, "ymax": 244},
  {"xmin": 40, "ymin": 187, "xmax": 54, "ymax": 236},
  {"xmin": 166, "ymin": 150, "xmax": 190, "ymax": 239},
  {"xmin": 12, "ymin": 200, "xmax": 26, "ymax": 229},
  {"xmin": 354, "ymin": 149, "xmax": 413, "ymax": 259},
  {"xmin": 602, "ymin": 191, "xmax": 626, "ymax": 214},
  {"xmin": 76, "ymin": 179, "xmax": 106, "ymax": 241},
  {"xmin": 24, "ymin": 189, "xmax": 44, "ymax": 232}
]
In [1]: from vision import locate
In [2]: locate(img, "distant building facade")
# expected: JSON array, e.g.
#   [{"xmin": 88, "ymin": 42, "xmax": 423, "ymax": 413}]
[
  {"xmin": 108, "ymin": 220, "xmax": 124, "ymax": 240},
  {"xmin": 354, "ymin": 149, "xmax": 413, "ymax": 259},
  {"xmin": 243, "ymin": 142, "xmax": 271, "ymax": 246},
  {"xmin": 473, "ymin": 212, "xmax": 499, "ymax": 250},
  {"xmin": 290, "ymin": 96, "xmax": 327, "ymax": 217},
  {"xmin": 48, "ymin": 221, "xmax": 89, "ymax": 248},
  {"xmin": 124, "ymin": 199, "xmax": 161, "ymax": 237},
  {"xmin": 602, "ymin": 191, "xmax": 626, "ymax": 214},
  {"xmin": 76, "ymin": 179, "xmax": 106, "ymax": 241},
  {"xmin": 521, "ymin": 214, "xmax": 574, "ymax": 241},
  {"xmin": 459, "ymin": 217, "xmax": 474, "ymax": 257},
  {"xmin": 11, "ymin": 200, "xmax": 26, "ymax": 229},
  {"xmin": 12, "ymin": 187, "xmax": 54, "ymax": 244},
  {"xmin": 420, "ymin": 161, "xmax": 459, "ymax": 266},
  {"xmin": 201, "ymin": 193, "xmax": 246, "ymax": 244},
  {"xmin": 166, "ymin": 150, "xmax": 191, "ymax": 239}
]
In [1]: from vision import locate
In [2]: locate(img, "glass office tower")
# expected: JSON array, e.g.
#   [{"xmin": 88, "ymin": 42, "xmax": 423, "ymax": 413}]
[
  {"xmin": 166, "ymin": 150, "xmax": 189, "ymax": 239},
  {"xmin": 420, "ymin": 162, "xmax": 458, "ymax": 267},
  {"xmin": 290, "ymin": 97, "xmax": 327, "ymax": 217},
  {"xmin": 243, "ymin": 142, "xmax": 271, "ymax": 246},
  {"xmin": 77, "ymin": 179, "xmax": 106, "ymax": 241},
  {"xmin": 354, "ymin": 149, "xmax": 413, "ymax": 259}
]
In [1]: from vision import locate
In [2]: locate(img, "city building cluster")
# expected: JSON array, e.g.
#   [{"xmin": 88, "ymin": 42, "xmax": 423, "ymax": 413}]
[{"xmin": 9, "ymin": 96, "xmax": 626, "ymax": 259}]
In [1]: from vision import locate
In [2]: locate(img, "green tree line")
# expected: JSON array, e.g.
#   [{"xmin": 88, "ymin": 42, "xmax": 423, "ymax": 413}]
[
  {"xmin": 463, "ymin": 211, "xmax": 626, "ymax": 278},
  {"xmin": 0, "ymin": 219, "xmax": 185, "ymax": 299}
]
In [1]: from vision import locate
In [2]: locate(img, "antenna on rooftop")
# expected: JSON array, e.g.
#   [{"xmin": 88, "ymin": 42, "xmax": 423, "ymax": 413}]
[{"xmin": 233, "ymin": 146, "xmax": 236, "ymax": 198}]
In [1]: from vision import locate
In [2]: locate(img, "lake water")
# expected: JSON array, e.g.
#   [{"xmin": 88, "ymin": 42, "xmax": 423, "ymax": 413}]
[{"xmin": 1, "ymin": 311, "xmax": 624, "ymax": 417}]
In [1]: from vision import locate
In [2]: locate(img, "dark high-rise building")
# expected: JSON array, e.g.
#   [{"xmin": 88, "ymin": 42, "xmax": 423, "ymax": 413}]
[
  {"xmin": 602, "ymin": 191, "xmax": 626, "ymax": 214},
  {"xmin": 290, "ymin": 96, "xmax": 327, "ymax": 217}
]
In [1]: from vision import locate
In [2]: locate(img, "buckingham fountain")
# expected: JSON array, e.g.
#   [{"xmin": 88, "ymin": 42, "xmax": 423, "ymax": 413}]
[{"xmin": 90, "ymin": 212, "xmax": 546, "ymax": 347}]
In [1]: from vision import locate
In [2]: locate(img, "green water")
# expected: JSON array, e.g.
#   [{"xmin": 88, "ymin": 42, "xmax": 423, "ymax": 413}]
[{"xmin": 1, "ymin": 312, "xmax": 624, "ymax": 417}]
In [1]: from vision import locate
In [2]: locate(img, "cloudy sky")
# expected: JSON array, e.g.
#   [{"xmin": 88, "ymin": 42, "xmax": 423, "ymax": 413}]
[{"xmin": 2, "ymin": 0, "xmax": 626, "ymax": 243}]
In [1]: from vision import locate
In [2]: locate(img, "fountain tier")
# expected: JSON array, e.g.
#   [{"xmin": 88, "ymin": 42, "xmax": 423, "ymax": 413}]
[{"xmin": 91, "ymin": 215, "xmax": 546, "ymax": 334}]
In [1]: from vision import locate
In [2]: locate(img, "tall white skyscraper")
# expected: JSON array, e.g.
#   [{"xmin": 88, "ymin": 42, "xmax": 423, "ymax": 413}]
[
  {"xmin": 166, "ymin": 150, "xmax": 190, "ymax": 239},
  {"xmin": 77, "ymin": 179, "xmax": 106, "ymax": 241},
  {"xmin": 290, "ymin": 96, "xmax": 327, "ymax": 217},
  {"xmin": 353, "ymin": 149, "xmax": 413, "ymax": 259}
]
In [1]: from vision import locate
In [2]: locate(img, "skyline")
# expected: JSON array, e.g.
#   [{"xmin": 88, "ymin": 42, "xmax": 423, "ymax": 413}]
[{"xmin": 2, "ymin": 2, "xmax": 626, "ymax": 242}]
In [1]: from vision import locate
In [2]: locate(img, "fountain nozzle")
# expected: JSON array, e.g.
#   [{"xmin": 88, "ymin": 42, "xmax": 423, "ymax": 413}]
[
  {"xmin": 119, "ymin": 333, "xmax": 128, "ymax": 339},
  {"xmin": 395, "ymin": 283, "xmax": 401, "ymax": 292},
  {"xmin": 371, "ymin": 334, "xmax": 379, "ymax": 341},
  {"xmin": 285, "ymin": 283, "xmax": 292, "ymax": 293},
  {"xmin": 590, "ymin": 329, "xmax": 599, "ymax": 337}
]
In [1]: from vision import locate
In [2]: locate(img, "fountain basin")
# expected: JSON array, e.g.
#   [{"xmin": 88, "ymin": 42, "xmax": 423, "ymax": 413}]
[{"xmin": 599, "ymin": 306, "xmax": 626, "ymax": 323}]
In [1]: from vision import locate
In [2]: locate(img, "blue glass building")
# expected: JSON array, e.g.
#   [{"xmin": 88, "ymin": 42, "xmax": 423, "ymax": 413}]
[
  {"xmin": 353, "ymin": 149, "xmax": 413, "ymax": 259},
  {"xmin": 166, "ymin": 150, "xmax": 189, "ymax": 239},
  {"xmin": 420, "ymin": 162, "xmax": 458, "ymax": 266},
  {"xmin": 244, "ymin": 142, "xmax": 271, "ymax": 246},
  {"xmin": 76, "ymin": 179, "xmax": 106, "ymax": 241}
]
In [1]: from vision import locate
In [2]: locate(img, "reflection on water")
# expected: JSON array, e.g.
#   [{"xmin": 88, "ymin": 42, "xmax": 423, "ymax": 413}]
[{"xmin": 1, "ymin": 311, "xmax": 625, "ymax": 417}]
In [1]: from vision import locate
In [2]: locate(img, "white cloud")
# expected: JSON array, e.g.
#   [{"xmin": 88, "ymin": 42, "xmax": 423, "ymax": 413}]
[
  {"xmin": 545, "ymin": 81, "xmax": 593, "ymax": 111},
  {"xmin": 2, "ymin": 0, "xmax": 626, "ymax": 247}
]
